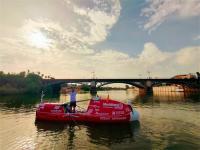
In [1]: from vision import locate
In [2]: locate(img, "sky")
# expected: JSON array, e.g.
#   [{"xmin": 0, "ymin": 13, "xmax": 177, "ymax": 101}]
[{"xmin": 0, "ymin": 0, "xmax": 200, "ymax": 78}]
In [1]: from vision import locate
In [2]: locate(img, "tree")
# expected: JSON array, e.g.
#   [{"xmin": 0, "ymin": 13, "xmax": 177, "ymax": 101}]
[
  {"xmin": 81, "ymin": 84, "xmax": 90, "ymax": 91},
  {"xmin": 0, "ymin": 71, "xmax": 4, "ymax": 76},
  {"xmin": 19, "ymin": 71, "xmax": 26, "ymax": 77},
  {"xmin": 0, "ymin": 71, "xmax": 43, "ymax": 95},
  {"xmin": 25, "ymin": 73, "xmax": 42, "ymax": 93}
]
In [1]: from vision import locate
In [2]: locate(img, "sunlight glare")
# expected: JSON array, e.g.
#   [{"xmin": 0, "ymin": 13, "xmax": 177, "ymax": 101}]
[{"xmin": 28, "ymin": 31, "xmax": 51, "ymax": 49}]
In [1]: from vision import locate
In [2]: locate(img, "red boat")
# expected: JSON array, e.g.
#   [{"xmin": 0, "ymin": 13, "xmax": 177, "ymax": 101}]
[{"xmin": 36, "ymin": 98, "xmax": 139, "ymax": 123}]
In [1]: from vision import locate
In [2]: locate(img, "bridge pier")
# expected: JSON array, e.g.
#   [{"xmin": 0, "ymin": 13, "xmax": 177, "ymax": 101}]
[
  {"xmin": 145, "ymin": 80, "xmax": 153, "ymax": 94},
  {"xmin": 197, "ymin": 72, "xmax": 200, "ymax": 84},
  {"xmin": 145, "ymin": 87, "xmax": 153, "ymax": 93},
  {"xmin": 90, "ymin": 81, "xmax": 97, "ymax": 95}
]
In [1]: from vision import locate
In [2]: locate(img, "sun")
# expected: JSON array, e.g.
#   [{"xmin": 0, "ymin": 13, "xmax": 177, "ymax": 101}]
[{"xmin": 28, "ymin": 31, "xmax": 51, "ymax": 49}]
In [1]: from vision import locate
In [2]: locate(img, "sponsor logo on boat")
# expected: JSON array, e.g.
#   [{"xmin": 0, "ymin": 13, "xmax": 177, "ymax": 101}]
[
  {"xmin": 103, "ymin": 103, "xmax": 123, "ymax": 109},
  {"xmin": 54, "ymin": 105, "xmax": 60, "ymax": 110},
  {"xmin": 51, "ymin": 109, "xmax": 62, "ymax": 113},
  {"xmin": 100, "ymin": 112, "xmax": 109, "ymax": 115},
  {"xmin": 125, "ymin": 107, "xmax": 130, "ymax": 112},
  {"xmin": 112, "ymin": 117, "xmax": 126, "ymax": 120},
  {"xmin": 112, "ymin": 111, "xmax": 124, "ymax": 115},
  {"xmin": 50, "ymin": 105, "xmax": 62, "ymax": 113},
  {"xmin": 100, "ymin": 117, "xmax": 110, "ymax": 120},
  {"xmin": 87, "ymin": 108, "xmax": 93, "ymax": 114},
  {"xmin": 95, "ymin": 108, "xmax": 100, "ymax": 112},
  {"xmin": 39, "ymin": 104, "xmax": 45, "ymax": 109}
]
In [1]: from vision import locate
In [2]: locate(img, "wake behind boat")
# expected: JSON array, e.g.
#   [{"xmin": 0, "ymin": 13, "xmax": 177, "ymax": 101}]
[{"xmin": 35, "ymin": 97, "xmax": 139, "ymax": 123}]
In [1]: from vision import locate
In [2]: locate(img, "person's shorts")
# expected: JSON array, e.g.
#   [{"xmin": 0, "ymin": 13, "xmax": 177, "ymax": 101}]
[{"xmin": 70, "ymin": 101, "xmax": 76, "ymax": 107}]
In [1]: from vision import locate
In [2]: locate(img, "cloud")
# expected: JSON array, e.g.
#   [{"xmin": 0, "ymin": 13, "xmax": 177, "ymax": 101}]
[
  {"xmin": 15, "ymin": 0, "xmax": 121, "ymax": 55},
  {"xmin": 176, "ymin": 47, "xmax": 200, "ymax": 66},
  {"xmin": 137, "ymin": 43, "xmax": 171, "ymax": 66},
  {"xmin": 141, "ymin": 0, "xmax": 200, "ymax": 32},
  {"xmin": 69, "ymin": 0, "xmax": 121, "ymax": 44},
  {"xmin": 1, "ymin": 36, "xmax": 200, "ymax": 78},
  {"xmin": 20, "ymin": 19, "xmax": 95, "ymax": 54},
  {"xmin": 194, "ymin": 35, "xmax": 200, "ymax": 41},
  {"xmin": 0, "ymin": 0, "xmax": 122, "ymax": 77},
  {"xmin": 0, "ymin": 0, "xmax": 199, "ymax": 78},
  {"xmin": 85, "ymin": 43, "xmax": 200, "ymax": 78},
  {"xmin": 135, "ymin": 43, "xmax": 200, "ymax": 77}
]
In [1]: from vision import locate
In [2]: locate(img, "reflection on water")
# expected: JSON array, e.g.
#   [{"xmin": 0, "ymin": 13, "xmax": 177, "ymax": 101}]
[
  {"xmin": 86, "ymin": 122, "xmax": 140, "ymax": 145},
  {"xmin": 0, "ymin": 90, "xmax": 200, "ymax": 150},
  {"xmin": 154, "ymin": 91, "xmax": 200, "ymax": 102},
  {"xmin": 34, "ymin": 121, "xmax": 140, "ymax": 150}
]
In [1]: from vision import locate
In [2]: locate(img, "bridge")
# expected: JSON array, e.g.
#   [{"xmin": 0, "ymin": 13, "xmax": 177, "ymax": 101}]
[{"xmin": 42, "ymin": 77, "xmax": 200, "ymax": 95}]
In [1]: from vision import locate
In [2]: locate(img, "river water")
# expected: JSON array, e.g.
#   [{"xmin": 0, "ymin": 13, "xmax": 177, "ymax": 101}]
[{"xmin": 0, "ymin": 90, "xmax": 200, "ymax": 150}]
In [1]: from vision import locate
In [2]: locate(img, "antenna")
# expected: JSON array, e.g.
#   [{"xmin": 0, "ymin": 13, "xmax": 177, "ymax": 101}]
[
  {"xmin": 147, "ymin": 71, "xmax": 151, "ymax": 79},
  {"xmin": 40, "ymin": 90, "xmax": 45, "ymax": 103},
  {"xmin": 107, "ymin": 94, "xmax": 109, "ymax": 100}
]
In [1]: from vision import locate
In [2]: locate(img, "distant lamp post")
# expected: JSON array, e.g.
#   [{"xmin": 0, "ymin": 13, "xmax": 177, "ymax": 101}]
[{"xmin": 147, "ymin": 71, "xmax": 151, "ymax": 79}]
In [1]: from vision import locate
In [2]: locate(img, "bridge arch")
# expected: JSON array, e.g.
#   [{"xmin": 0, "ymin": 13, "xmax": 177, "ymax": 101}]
[{"xmin": 96, "ymin": 82, "xmax": 145, "ymax": 89}]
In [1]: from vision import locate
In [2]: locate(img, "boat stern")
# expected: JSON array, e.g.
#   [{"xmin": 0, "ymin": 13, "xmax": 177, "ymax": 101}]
[{"xmin": 130, "ymin": 109, "xmax": 139, "ymax": 121}]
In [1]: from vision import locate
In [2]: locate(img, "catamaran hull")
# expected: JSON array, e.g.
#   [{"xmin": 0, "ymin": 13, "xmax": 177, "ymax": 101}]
[{"xmin": 36, "ymin": 99, "xmax": 139, "ymax": 123}]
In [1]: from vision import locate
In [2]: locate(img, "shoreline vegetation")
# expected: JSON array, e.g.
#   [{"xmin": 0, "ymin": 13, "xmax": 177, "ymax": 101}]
[{"xmin": 0, "ymin": 71, "xmax": 43, "ymax": 95}]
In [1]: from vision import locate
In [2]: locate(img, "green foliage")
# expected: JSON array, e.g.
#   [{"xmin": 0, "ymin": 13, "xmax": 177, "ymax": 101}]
[
  {"xmin": 25, "ymin": 73, "xmax": 42, "ymax": 93},
  {"xmin": 0, "ymin": 71, "xmax": 43, "ymax": 95},
  {"xmin": 81, "ymin": 84, "xmax": 90, "ymax": 91}
]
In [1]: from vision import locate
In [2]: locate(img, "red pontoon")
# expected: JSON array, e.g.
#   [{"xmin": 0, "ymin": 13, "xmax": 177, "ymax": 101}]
[{"xmin": 36, "ymin": 98, "xmax": 139, "ymax": 123}]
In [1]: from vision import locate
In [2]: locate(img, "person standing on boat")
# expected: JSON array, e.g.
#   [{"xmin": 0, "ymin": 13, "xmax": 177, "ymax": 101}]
[
  {"xmin": 69, "ymin": 87, "xmax": 80, "ymax": 113},
  {"xmin": 69, "ymin": 87, "xmax": 77, "ymax": 113}
]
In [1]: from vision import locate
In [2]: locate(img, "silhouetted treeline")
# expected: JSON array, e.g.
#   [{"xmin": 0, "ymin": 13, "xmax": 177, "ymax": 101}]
[{"xmin": 0, "ymin": 71, "xmax": 43, "ymax": 95}]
